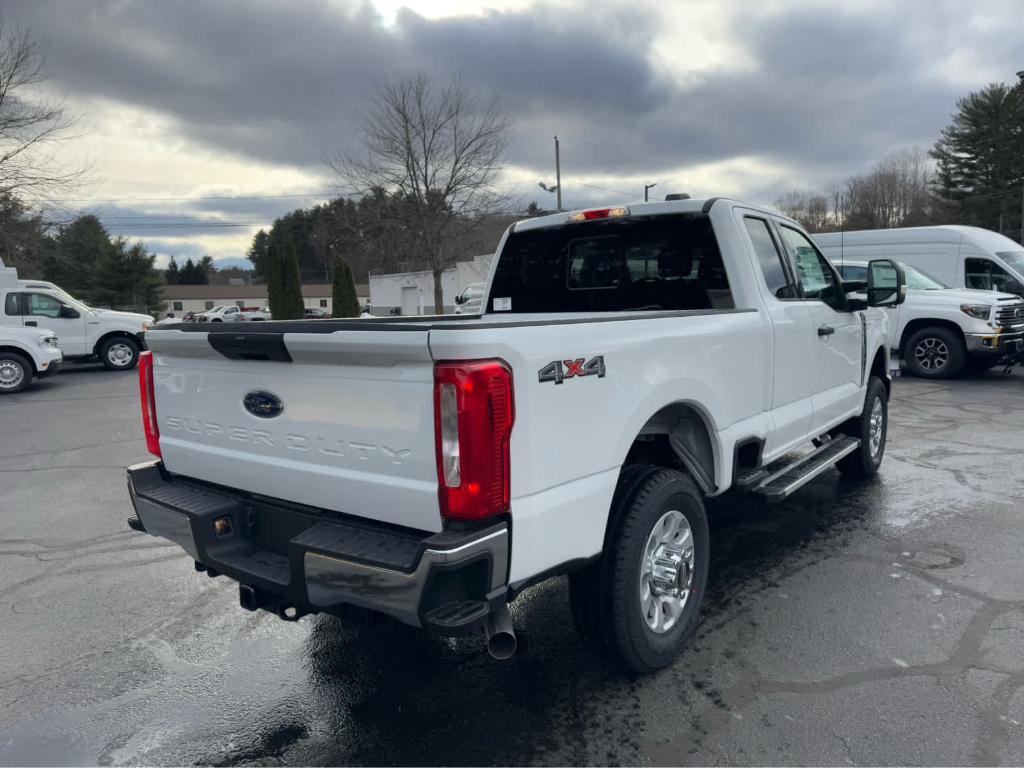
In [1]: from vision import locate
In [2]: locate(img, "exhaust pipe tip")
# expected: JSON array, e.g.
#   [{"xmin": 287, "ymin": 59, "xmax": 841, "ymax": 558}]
[{"xmin": 484, "ymin": 604, "xmax": 517, "ymax": 660}]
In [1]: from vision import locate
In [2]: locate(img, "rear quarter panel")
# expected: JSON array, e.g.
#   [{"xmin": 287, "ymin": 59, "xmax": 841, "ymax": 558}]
[{"xmin": 429, "ymin": 310, "xmax": 768, "ymax": 581}]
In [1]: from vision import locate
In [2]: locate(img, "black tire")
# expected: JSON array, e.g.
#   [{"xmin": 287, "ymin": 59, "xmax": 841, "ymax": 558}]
[
  {"xmin": 903, "ymin": 326, "xmax": 965, "ymax": 379},
  {"xmin": 99, "ymin": 336, "xmax": 140, "ymax": 371},
  {"xmin": 0, "ymin": 351, "xmax": 33, "ymax": 394},
  {"xmin": 569, "ymin": 467, "xmax": 710, "ymax": 674},
  {"xmin": 836, "ymin": 375, "xmax": 888, "ymax": 478},
  {"xmin": 211, "ymin": 318, "xmax": 223, "ymax": 322},
  {"xmin": 569, "ymin": 463, "xmax": 655, "ymax": 658}
]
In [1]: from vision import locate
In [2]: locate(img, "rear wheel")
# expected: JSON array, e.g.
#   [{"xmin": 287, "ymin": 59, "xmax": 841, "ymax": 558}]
[
  {"xmin": 569, "ymin": 467, "xmax": 709, "ymax": 674},
  {"xmin": 904, "ymin": 326, "xmax": 965, "ymax": 379},
  {"xmin": 99, "ymin": 336, "xmax": 140, "ymax": 371},
  {"xmin": 836, "ymin": 375, "xmax": 888, "ymax": 478},
  {"xmin": 0, "ymin": 351, "xmax": 32, "ymax": 394}
]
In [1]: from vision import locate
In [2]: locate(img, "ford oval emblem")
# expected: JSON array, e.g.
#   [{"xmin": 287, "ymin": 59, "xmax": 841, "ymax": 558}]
[{"xmin": 243, "ymin": 391, "xmax": 284, "ymax": 419}]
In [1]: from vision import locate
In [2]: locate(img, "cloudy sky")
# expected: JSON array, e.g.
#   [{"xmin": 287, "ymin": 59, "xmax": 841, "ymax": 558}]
[{"xmin": 5, "ymin": 0, "xmax": 1022, "ymax": 268}]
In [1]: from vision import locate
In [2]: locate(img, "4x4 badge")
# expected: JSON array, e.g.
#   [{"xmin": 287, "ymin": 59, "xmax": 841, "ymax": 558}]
[{"xmin": 538, "ymin": 355, "xmax": 606, "ymax": 385}]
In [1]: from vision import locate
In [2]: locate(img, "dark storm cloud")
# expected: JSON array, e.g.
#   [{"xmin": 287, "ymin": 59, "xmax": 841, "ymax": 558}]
[{"xmin": 6, "ymin": 0, "xmax": 1021, "ymax": 191}]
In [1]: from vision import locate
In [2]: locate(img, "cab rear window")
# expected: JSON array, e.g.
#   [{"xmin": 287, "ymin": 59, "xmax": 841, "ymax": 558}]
[{"xmin": 489, "ymin": 213, "xmax": 733, "ymax": 313}]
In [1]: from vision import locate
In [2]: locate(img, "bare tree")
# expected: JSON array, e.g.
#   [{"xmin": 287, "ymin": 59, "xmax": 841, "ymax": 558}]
[
  {"xmin": 329, "ymin": 73, "xmax": 510, "ymax": 313},
  {"xmin": 840, "ymin": 148, "xmax": 935, "ymax": 229},
  {"xmin": 775, "ymin": 190, "xmax": 832, "ymax": 232},
  {"xmin": 0, "ymin": 19, "xmax": 82, "ymax": 203}
]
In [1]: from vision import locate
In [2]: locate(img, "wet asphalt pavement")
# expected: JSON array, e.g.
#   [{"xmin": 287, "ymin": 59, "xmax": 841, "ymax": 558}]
[{"xmin": 2, "ymin": 365, "xmax": 1024, "ymax": 766}]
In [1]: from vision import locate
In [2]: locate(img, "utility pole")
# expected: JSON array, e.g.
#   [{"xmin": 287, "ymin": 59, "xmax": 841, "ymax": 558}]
[
  {"xmin": 554, "ymin": 135, "xmax": 562, "ymax": 212},
  {"xmin": 1018, "ymin": 72, "xmax": 1024, "ymax": 243},
  {"xmin": 644, "ymin": 182, "xmax": 658, "ymax": 202}
]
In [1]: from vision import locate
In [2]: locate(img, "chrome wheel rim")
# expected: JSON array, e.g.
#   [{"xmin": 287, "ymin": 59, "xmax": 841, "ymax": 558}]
[
  {"xmin": 107, "ymin": 342, "xmax": 134, "ymax": 367},
  {"xmin": 0, "ymin": 359, "xmax": 25, "ymax": 389},
  {"xmin": 914, "ymin": 337, "xmax": 949, "ymax": 370},
  {"xmin": 639, "ymin": 510, "xmax": 694, "ymax": 634},
  {"xmin": 868, "ymin": 396, "xmax": 884, "ymax": 458}
]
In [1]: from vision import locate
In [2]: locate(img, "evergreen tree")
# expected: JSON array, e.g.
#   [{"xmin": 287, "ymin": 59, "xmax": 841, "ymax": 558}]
[
  {"xmin": 90, "ymin": 237, "xmax": 164, "ymax": 314},
  {"xmin": 266, "ymin": 238, "xmax": 304, "ymax": 319},
  {"xmin": 44, "ymin": 215, "xmax": 115, "ymax": 302},
  {"xmin": 247, "ymin": 229, "xmax": 270, "ymax": 278},
  {"xmin": 332, "ymin": 258, "xmax": 360, "ymax": 317},
  {"xmin": 279, "ymin": 239, "xmax": 305, "ymax": 319},
  {"xmin": 932, "ymin": 81, "xmax": 1024, "ymax": 240},
  {"xmin": 0, "ymin": 195, "xmax": 52, "ymax": 277},
  {"xmin": 198, "ymin": 255, "xmax": 215, "ymax": 282},
  {"xmin": 264, "ymin": 240, "xmax": 284, "ymax": 317},
  {"xmin": 165, "ymin": 257, "xmax": 180, "ymax": 285}
]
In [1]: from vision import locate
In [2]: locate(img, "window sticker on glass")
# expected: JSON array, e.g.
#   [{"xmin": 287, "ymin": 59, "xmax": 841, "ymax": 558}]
[{"xmin": 493, "ymin": 297, "xmax": 512, "ymax": 311}]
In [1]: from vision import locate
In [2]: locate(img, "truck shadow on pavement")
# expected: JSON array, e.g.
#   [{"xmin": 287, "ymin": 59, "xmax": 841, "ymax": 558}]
[{"xmin": 284, "ymin": 478, "xmax": 884, "ymax": 767}]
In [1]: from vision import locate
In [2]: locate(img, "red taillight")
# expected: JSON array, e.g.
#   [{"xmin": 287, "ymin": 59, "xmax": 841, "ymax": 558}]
[
  {"xmin": 138, "ymin": 351, "xmax": 161, "ymax": 458},
  {"xmin": 434, "ymin": 360, "xmax": 514, "ymax": 521}
]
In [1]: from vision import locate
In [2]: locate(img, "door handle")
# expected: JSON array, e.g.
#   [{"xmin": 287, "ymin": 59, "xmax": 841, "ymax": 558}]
[
  {"xmin": 25, "ymin": 321, "xmax": 37, "ymax": 327},
  {"xmin": 817, "ymin": 325, "xmax": 835, "ymax": 337}
]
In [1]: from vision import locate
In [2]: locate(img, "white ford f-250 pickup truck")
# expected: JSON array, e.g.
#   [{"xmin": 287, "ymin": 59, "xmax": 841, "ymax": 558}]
[{"xmin": 126, "ymin": 198, "xmax": 905, "ymax": 673}]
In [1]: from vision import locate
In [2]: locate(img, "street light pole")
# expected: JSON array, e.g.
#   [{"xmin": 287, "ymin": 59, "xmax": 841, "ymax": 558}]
[
  {"xmin": 1018, "ymin": 72, "xmax": 1024, "ymax": 244},
  {"xmin": 554, "ymin": 135, "xmax": 562, "ymax": 212},
  {"xmin": 644, "ymin": 182, "xmax": 658, "ymax": 202}
]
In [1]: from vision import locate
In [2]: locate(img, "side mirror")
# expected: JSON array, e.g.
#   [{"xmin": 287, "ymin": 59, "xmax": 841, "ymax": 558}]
[
  {"xmin": 60, "ymin": 306, "xmax": 81, "ymax": 319},
  {"xmin": 867, "ymin": 259, "xmax": 906, "ymax": 307},
  {"xmin": 454, "ymin": 294, "xmax": 465, "ymax": 304}
]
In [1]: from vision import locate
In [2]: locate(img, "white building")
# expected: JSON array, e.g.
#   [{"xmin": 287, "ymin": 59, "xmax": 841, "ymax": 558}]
[
  {"xmin": 369, "ymin": 254, "xmax": 493, "ymax": 316},
  {"xmin": 160, "ymin": 283, "xmax": 369, "ymax": 318}
]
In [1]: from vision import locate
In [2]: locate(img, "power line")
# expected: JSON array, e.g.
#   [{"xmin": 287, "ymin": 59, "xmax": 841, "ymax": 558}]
[
  {"xmin": 41, "ymin": 190, "xmax": 344, "ymax": 204},
  {"xmin": 573, "ymin": 181, "xmax": 637, "ymax": 198}
]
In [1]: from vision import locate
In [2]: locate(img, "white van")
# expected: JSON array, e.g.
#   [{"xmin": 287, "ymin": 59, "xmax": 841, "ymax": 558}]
[{"xmin": 814, "ymin": 226, "xmax": 1024, "ymax": 296}]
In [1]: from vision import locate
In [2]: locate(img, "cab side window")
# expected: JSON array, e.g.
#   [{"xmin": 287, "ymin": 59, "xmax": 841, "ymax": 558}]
[
  {"xmin": 744, "ymin": 217, "xmax": 796, "ymax": 299},
  {"xmin": 965, "ymin": 258, "xmax": 1013, "ymax": 291},
  {"xmin": 778, "ymin": 225, "xmax": 843, "ymax": 310},
  {"xmin": 27, "ymin": 293, "xmax": 63, "ymax": 319},
  {"xmin": 4, "ymin": 293, "xmax": 21, "ymax": 316}
]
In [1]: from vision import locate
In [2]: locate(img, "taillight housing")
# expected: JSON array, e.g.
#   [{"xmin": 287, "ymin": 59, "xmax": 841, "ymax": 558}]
[
  {"xmin": 434, "ymin": 360, "xmax": 514, "ymax": 521},
  {"xmin": 138, "ymin": 351, "xmax": 161, "ymax": 458}
]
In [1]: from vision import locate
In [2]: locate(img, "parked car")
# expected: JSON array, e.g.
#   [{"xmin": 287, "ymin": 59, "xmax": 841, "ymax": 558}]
[
  {"xmin": 1, "ymin": 266, "xmax": 152, "ymax": 370},
  {"xmin": 303, "ymin": 307, "xmax": 329, "ymax": 318},
  {"xmin": 0, "ymin": 325, "xmax": 62, "ymax": 394},
  {"xmin": 837, "ymin": 260, "xmax": 1024, "ymax": 377},
  {"xmin": 815, "ymin": 225, "xmax": 1024, "ymax": 298},
  {"xmin": 200, "ymin": 305, "xmax": 246, "ymax": 322},
  {"xmin": 454, "ymin": 282, "xmax": 486, "ymax": 314},
  {"xmin": 127, "ymin": 197, "xmax": 904, "ymax": 673}
]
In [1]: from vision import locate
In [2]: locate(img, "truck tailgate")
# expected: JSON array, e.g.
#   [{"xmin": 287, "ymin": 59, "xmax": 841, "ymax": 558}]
[{"xmin": 146, "ymin": 327, "xmax": 442, "ymax": 532}]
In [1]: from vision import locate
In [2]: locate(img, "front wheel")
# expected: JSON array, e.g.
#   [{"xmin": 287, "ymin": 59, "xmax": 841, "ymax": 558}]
[
  {"xmin": 569, "ymin": 467, "xmax": 709, "ymax": 674},
  {"xmin": 0, "ymin": 351, "xmax": 32, "ymax": 394},
  {"xmin": 836, "ymin": 375, "xmax": 888, "ymax": 478},
  {"xmin": 904, "ymin": 326, "xmax": 965, "ymax": 378},
  {"xmin": 99, "ymin": 336, "xmax": 140, "ymax": 371}
]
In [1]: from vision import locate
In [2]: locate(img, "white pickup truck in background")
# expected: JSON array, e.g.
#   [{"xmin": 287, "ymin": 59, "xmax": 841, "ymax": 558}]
[
  {"xmin": 196, "ymin": 305, "xmax": 272, "ymax": 322},
  {"xmin": 836, "ymin": 260, "xmax": 1024, "ymax": 378},
  {"xmin": 1, "ymin": 266, "xmax": 153, "ymax": 370},
  {"xmin": 0, "ymin": 324, "xmax": 63, "ymax": 394},
  {"xmin": 126, "ymin": 197, "xmax": 905, "ymax": 673}
]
